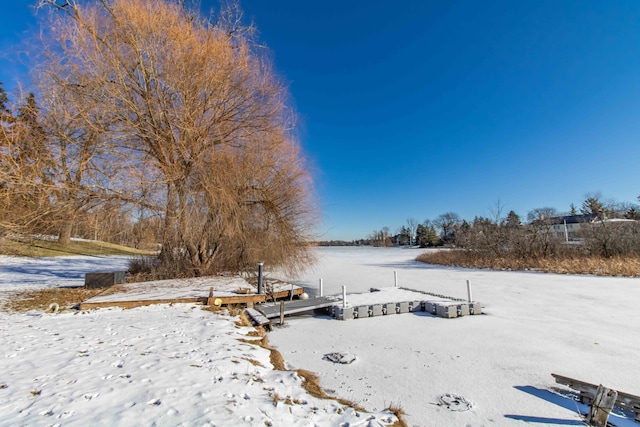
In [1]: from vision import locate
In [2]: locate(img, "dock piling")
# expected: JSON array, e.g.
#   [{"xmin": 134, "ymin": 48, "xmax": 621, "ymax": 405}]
[
  {"xmin": 257, "ymin": 262, "xmax": 264, "ymax": 295},
  {"xmin": 342, "ymin": 285, "xmax": 347, "ymax": 308}
]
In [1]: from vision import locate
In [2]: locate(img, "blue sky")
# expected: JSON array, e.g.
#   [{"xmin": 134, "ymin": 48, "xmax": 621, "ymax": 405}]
[{"xmin": 2, "ymin": 1, "xmax": 640, "ymax": 241}]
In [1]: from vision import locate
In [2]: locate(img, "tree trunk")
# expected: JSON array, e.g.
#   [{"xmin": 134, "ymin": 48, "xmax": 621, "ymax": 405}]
[
  {"xmin": 58, "ymin": 220, "xmax": 72, "ymax": 246},
  {"xmin": 160, "ymin": 181, "xmax": 178, "ymax": 261}
]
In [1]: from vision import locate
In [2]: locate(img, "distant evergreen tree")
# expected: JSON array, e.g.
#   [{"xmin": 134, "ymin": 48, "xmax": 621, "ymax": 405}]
[
  {"xmin": 415, "ymin": 224, "xmax": 426, "ymax": 247},
  {"xmin": 398, "ymin": 225, "xmax": 410, "ymax": 246},
  {"xmin": 505, "ymin": 210, "xmax": 521, "ymax": 227},
  {"xmin": 569, "ymin": 203, "xmax": 577, "ymax": 215},
  {"xmin": 425, "ymin": 224, "xmax": 440, "ymax": 246},
  {"xmin": 581, "ymin": 197, "xmax": 605, "ymax": 218}
]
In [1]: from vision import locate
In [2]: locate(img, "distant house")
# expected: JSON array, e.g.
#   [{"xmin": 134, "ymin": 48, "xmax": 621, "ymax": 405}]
[
  {"xmin": 541, "ymin": 213, "xmax": 638, "ymax": 241},
  {"xmin": 545, "ymin": 214, "xmax": 598, "ymax": 241}
]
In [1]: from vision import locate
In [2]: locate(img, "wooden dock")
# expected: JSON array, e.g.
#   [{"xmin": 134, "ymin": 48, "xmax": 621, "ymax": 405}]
[{"xmin": 79, "ymin": 276, "xmax": 303, "ymax": 310}]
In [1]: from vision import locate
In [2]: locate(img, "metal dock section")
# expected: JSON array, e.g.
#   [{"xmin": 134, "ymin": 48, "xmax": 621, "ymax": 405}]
[{"xmin": 255, "ymin": 296, "xmax": 341, "ymax": 319}]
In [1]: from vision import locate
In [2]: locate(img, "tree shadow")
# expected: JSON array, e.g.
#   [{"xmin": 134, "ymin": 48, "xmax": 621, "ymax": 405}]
[
  {"xmin": 504, "ymin": 385, "xmax": 586, "ymax": 425},
  {"xmin": 503, "ymin": 415, "xmax": 584, "ymax": 425}
]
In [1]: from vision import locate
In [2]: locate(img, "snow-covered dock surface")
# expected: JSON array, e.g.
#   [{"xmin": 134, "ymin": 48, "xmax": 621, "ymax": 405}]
[
  {"xmin": 82, "ymin": 276, "xmax": 289, "ymax": 304},
  {"xmin": 79, "ymin": 276, "xmax": 303, "ymax": 309},
  {"xmin": 344, "ymin": 286, "xmax": 463, "ymax": 306}
]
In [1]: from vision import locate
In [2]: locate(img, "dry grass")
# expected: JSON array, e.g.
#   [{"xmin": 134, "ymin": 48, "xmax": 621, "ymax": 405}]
[
  {"xmin": 242, "ymin": 358, "xmax": 265, "ymax": 368},
  {"xmin": 386, "ymin": 402, "xmax": 408, "ymax": 427},
  {"xmin": 0, "ymin": 236, "xmax": 154, "ymax": 257},
  {"xmin": 295, "ymin": 369, "xmax": 332, "ymax": 400},
  {"xmin": 267, "ymin": 342, "xmax": 287, "ymax": 371},
  {"xmin": 269, "ymin": 391, "xmax": 280, "ymax": 407},
  {"xmin": 416, "ymin": 250, "xmax": 640, "ymax": 277},
  {"xmin": 295, "ymin": 369, "xmax": 367, "ymax": 412},
  {"xmin": 1, "ymin": 287, "xmax": 104, "ymax": 313},
  {"xmin": 234, "ymin": 310, "xmax": 253, "ymax": 327}
]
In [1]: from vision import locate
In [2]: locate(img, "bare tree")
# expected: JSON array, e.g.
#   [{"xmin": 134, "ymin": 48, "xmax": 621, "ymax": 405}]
[
  {"xmin": 406, "ymin": 217, "xmax": 417, "ymax": 246},
  {"xmin": 434, "ymin": 212, "xmax": 460, "ymax": 242},
  {"xmin": 37, "ymin": 0, "xmax": 317, "ymax": 276},
  {"xmin": 0, "ymin": 90, "xmax": 56, "ymax": 238},
  {"xmin": 526, "ymin": 207, "xmax": 559, "ymax": 222}
]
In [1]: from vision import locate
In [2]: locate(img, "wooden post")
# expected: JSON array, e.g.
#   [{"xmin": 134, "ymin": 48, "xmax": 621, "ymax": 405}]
[
  {"xmin": 586, "ymin": 385, "xmax": 618, "ymax": 427},
  {"xmin": 319, "ymin": 278, "xmax": 324, "ymax": 297},
  {"xmin": 466, "ymin": 280, "xmax": 472, "ymax": 302},
  {"xmin": 342, "ymin": 285, "xmax": 347, "ymax": 308},
  {"xmin": 279, "ymin": 301, "xmax": 285, "ymax": 325},
  {"xmin": 394, "ymin": 270, "xmax": 398, "ymax": 288},
  {"xmin": 290, "ymin": 283, "xmax": 294, "ymax": 301}
]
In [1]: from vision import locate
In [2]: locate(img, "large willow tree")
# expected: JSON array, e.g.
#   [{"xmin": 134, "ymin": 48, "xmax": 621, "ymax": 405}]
[{"xmin": 37, "ymin": 0, "xmax": 317, "ymax": 276}]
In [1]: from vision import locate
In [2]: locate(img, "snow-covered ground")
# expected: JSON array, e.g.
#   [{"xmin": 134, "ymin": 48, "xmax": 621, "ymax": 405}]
[
  {"xmin": 0, "ymin": 253, "xmax": 398, "ymax": 426},
  {"xmin": 0, "ymin": 255, "xmax": 132, "ymax": 291},
  {"xmin": 269, "ymin": 247, "xmax": 640, "ymax": 427},
  {"xmin": 1, "ymin": 248, "xmax": 639, "ymax": 426}
]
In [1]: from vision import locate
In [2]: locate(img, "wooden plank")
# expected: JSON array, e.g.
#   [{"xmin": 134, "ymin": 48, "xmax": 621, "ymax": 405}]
[
  {"xmin": 552, "ymin": 373, "xmax": 640, "ymax": 420},
  {"xmin": 80, "ymin": 297, "xmax": 205, "ymax": 310},
  {"xmin": 208, "ymin": 295, "xmax": 267, "ymax": 305}
]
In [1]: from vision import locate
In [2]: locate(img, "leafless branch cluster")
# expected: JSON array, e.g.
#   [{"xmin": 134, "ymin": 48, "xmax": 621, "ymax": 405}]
[{"xmin": 1, "ymin": 0, "xmax": 317, "ymax": 277}]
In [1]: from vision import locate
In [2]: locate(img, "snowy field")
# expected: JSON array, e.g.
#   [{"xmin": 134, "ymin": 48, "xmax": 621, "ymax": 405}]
[
  {"xmin": 1, "ymin": 247, "xmax": 639, "ymax": 426},
  {"xmin": 0, "ymin": 254, "xmax": 397, "ymax": 426}
]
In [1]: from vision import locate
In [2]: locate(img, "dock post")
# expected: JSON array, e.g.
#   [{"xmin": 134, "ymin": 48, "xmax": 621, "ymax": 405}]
[
  {"xmin": 587, "ymin": 385, "xmax": 618, "ymax": 427},
  {"xmin": 279, "ymin": 300, "xmax": 285, "ymax": 325},
  {"xmin": 466, "ymin": 280, "xmax": 472, "ymax": 302},
  {"xmin": 290, "ymin": 283, "xmax": 294, "ymax": 301},
  {"xmin": 394, "ymin": 270, "xmax": 398, "ymax": 288},
  {"xmin": 257, "ymin": 262, "xmax": 264, "ymax": 294},
  {"xmin": 319, "ymin": 279, "xmax": 324, "ymax": 297},
  {"xmin": 342, "ymin": 285, "xmax": 347, "ymax": 308},
  {"xmin": 207, "ymin": 287, "xmax": 214, "ymax": 305}
]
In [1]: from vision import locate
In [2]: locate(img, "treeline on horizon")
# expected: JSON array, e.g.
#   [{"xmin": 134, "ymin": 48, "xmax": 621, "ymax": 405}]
[{"xmin": 316, "ymin": 193, "xmax": 640, "ymax": 259}]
